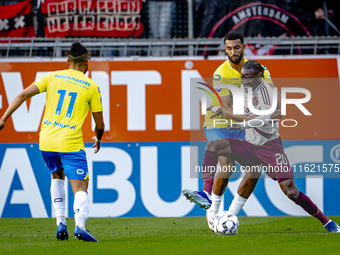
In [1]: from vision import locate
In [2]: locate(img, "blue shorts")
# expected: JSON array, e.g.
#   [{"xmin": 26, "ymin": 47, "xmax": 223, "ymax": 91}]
[
  {"xmin": 41, "ymin": 150, "xmax": 89, "ymax": 180},
  {"xmin": 204, "ymin": 127, "xmax": 245, "ymax": 141}
]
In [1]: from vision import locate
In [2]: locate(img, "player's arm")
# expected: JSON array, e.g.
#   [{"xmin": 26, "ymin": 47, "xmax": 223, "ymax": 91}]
[
  {"xmin": 211, "ymin": 95, "xmax": 255, "ymax": 122},
  {"xmin": 221, "ymin": 95, "xmax": 255, "ymax": 121},
  {"xmin": 210, "ymin": 74, "xmax": 256, "ymax": 121},
  {"xmin": 91, "ymin": 111, "xmax": 104, "ymax": 154},
  {"xmin": 0, "ymin": 84, "xmax": 40, "ymax": 130},
  {"xmin": 90, "ymin": 84, "xmax": 105, "ymax": 153}
]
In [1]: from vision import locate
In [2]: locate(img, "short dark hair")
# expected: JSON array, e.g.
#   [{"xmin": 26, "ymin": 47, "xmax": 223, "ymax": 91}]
[
  {"xmin": 242, "ymin": 60, "xmax": 264, "ymax": 78},
  {"xmin": 68, "ymin": 42, "xmax": 88, "ymax": 64},
  {"xmin": 224, "ymin": 31, "xmax": 244, "ymax": 45}
]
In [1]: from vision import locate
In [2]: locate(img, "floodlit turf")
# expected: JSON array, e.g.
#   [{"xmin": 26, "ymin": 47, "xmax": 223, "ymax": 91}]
[{"xmin": 0, "ymin": 216, "xmax": 340, "ymax": 255}]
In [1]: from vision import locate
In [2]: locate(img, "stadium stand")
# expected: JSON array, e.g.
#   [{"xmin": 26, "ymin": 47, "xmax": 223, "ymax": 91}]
[{"xmin": 0, "ymin": 0, "xmax": 339, "ymax": 57}]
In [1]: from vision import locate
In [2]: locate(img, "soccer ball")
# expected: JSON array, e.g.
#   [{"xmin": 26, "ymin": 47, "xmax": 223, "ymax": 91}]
[{"xmin": 212, "ymin": 211, "xmax": 239, "ymax": 235}]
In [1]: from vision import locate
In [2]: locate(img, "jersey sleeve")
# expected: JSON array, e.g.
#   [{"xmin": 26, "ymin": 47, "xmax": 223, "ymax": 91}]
[
  {"xmin": 259, "ymin": 84, "xmax": 273, "ymax": 110},
  {"xmin": 262, "ymin": 66, "xmax": 273, "ymax": 84},
  {"xmin": 33, "ymin": 73, "xmax": 51, "ymax": 93},
  {"xmin": 90, "ymin": 85, "xmax": 103, "ymax": 113},
  {"xmin": 260, "ymin": 103, "xmax": 271, "ymax": 111}
]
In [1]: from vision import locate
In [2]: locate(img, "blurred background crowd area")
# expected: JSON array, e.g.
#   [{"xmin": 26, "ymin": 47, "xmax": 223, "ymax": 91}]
[{"xmin": 0, "ymin": 0, "xmax": 339, "ymax": 57}]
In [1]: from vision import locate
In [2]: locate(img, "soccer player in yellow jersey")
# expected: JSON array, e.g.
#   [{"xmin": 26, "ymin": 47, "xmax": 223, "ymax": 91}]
[
  {"xmin": 0, "ymin": 42, "xmax": 104, "ymax": 242},
  {"xmin": 183, "ymin": 31, "xmax": 280, "ymax": 214}
]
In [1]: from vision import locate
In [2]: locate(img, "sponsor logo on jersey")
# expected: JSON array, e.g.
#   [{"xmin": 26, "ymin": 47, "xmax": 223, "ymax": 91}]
[
  {"xmin": 213, "ymin": 74, "xmax": 221, "ymax": 81},
  {"xmin": 43, "ymin": 120, "xmax": 76, "ymax": 130},
  {"xmin": 252, "ymin": 96, "xmax": 259, "ymax": 106},
  {"xmin": 54, "ymin": 74, "xmax": 90, "ymax": 86}
]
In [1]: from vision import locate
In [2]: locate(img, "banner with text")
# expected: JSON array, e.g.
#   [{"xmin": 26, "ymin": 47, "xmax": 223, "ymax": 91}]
[
  {"xmin": 41, "ymin": 0, "xmax": 143, "ymax": 38},
  {"xmin": 0, "ymin": 58, "xmax": 339, "ymax": 142},
  {"xmin": 1, "ymin": 140, "xmax": 340, "ymax": 218}
]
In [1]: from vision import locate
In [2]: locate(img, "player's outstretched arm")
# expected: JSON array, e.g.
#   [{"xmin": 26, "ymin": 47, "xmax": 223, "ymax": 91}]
[
  {"xmin": 92, "ymin": 111, "xmax": 105, "ymax": 154},
  {"xmin": 0, "ymin": 84, "xmax": 40, "ymax": 131}
]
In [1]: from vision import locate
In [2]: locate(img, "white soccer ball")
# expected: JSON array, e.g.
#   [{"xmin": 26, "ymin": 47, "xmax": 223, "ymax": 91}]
[{"xmin": 212, "ymin": 211, "xmax": 239, "ymax": 235}]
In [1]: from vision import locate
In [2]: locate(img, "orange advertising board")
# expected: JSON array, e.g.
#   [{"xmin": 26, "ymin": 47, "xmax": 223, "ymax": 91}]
[{"xmin": 0, "ymin": 58, "xmax": 339, "ymax": 143}]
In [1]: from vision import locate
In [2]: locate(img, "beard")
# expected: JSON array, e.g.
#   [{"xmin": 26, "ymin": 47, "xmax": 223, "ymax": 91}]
[
  {"xmin": 228, "ymin": 53, "xmax": 243, "ymax": 64},
  {"xmin": 84, "ymin": 65, "xmax": 88, "ymax": 74}
]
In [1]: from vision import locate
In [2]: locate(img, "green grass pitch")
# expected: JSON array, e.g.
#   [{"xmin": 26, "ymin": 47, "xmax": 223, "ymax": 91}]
[{"xmin": 0, "ymin": 216, "xmax": 339, "ymax": 255}]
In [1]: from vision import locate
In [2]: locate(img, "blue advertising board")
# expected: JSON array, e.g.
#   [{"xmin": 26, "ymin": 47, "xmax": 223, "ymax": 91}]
[{"xmin": 1, "ymin": 140, "xmax": 340, "ymax": 218}]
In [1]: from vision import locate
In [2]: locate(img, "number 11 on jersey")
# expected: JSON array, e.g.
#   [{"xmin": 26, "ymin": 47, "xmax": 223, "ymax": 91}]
[{"xmin": 55, "ymin": 90, "xmax": 78, "ymax": 118}]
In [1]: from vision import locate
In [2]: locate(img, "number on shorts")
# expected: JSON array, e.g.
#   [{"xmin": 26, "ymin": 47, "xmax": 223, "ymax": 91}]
[
  {"xmin": 275, "ymin": 153, "xmax": 288, "ymax": 165},
  {"xmin": 55, "ymin": 90, "xmax": 78, "ymax": 118}
]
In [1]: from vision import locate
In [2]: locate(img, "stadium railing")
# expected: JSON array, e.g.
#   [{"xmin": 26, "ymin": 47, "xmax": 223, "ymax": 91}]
[{"xmin": 0, "ymin": 36, "xmax": 339, "ymax": 58}]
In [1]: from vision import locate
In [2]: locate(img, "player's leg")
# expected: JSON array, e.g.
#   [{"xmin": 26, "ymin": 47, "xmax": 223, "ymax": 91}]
[
  {"xmin": 212, "ymin": 157, "xmax": 234, "ymax": 195},
  {"xmin": 212, "ymin": 135, "xmax": 263, "ymax": 218},
  {"xmin": 228, "ymin": 167, "xmax": 261, "ymax": 215},
  {"xmin": 204, "ymin": 127, "xmax": 243, "ymax": 195},
  {"xmin": 208, "ymin": 166, "xmax": 261, "ymax": 229},
  {"xmin": 279, "ymin": 178, "xmax": 340, "ymax": 233},
  {"xmin": 69, "ymin": 178, "xmax": 98, "ymax": 241},
  {"xmin": 206, "ymin": 157, "xmax": 235, "ymax": 229},
  {"xmin": 41, "ymin": 151, "xmax": 68, "ymax": 241},
  {"xmin": 261, "ymin": 137, "xmax": 340, "ymax": 233},
  {"xmin": 182, "ymin": 139, "xmax": 233, "ymax": 209},
  {"xmin": 61, "ymin": 150, "xmax": 98, "ymax": 242},
  {"xmin": 206, "ymin": 139, "xmax": 260, "ymax": 230},
  {"xmin": 208, "ymin": 156, "xmax": 235, "ymax": 214},
  {"xmin": 201, "ymin": 155, "xmax": 232, "ymax": 195},
  {"xmin": 182, "ymin": 156, "xmax": 232, "ymax": 211},
  {"xmin": 207, "ymin": 170, "xmax": 261, "ymax": 232},
  {"xmin": 206, "ymin": 131, "xmax": 252, "ymax": 228},
  {"xmin": 225, "ymin": 130, "xmax": 261, "ymax": 215},
  {"xmin": 182, "ymin": 128, "xmax": 235, "ymax": 209},
  {"xmin": 69, "ymin": 178, "xmax": 89, "ymax": 231},
  {"xmin": 51, "ymin": 170, "xmax": 66, "ymax": 226},
  {"xmin": 51, "ymin": 170, "xmax": 68, "ymax": 241}
]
